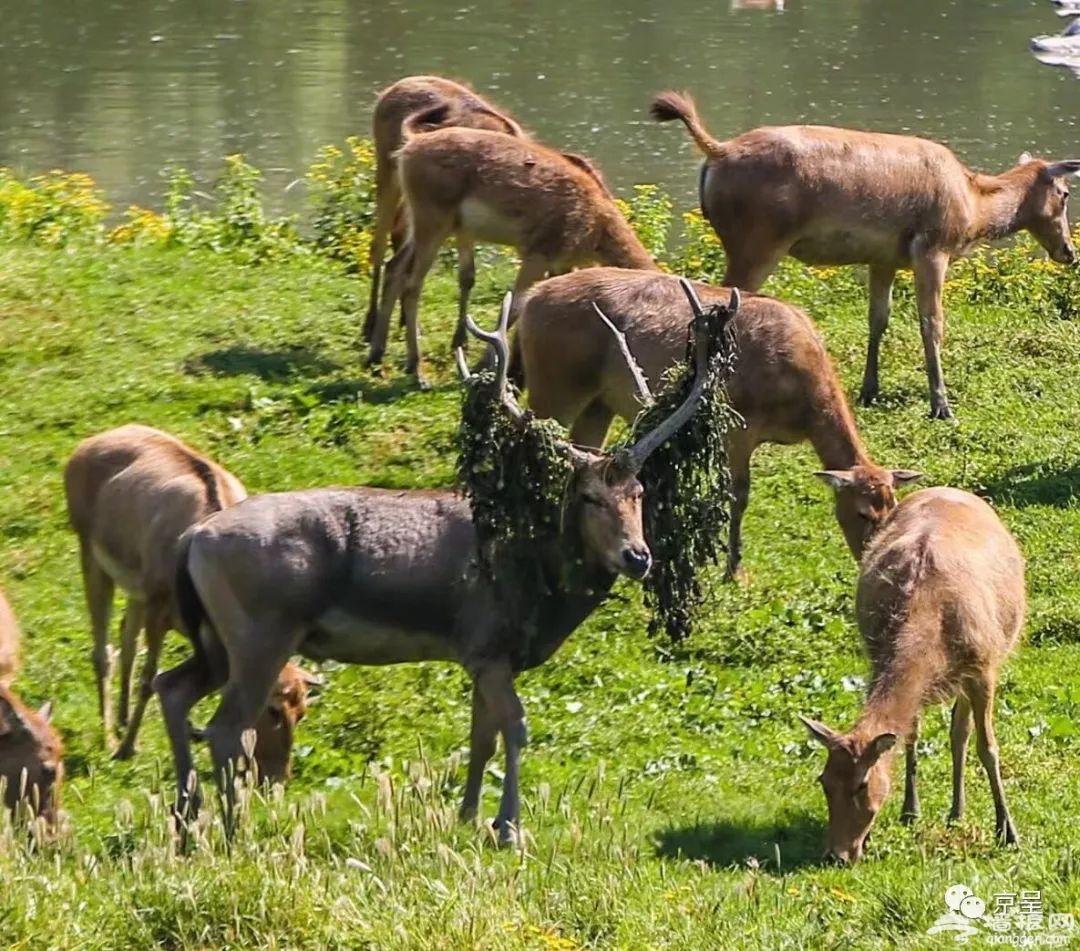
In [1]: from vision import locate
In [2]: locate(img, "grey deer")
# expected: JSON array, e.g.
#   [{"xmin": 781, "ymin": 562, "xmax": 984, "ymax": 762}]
[{"xmin": 154, "ymin": 286, "xmax": 719, "ymax": 840}]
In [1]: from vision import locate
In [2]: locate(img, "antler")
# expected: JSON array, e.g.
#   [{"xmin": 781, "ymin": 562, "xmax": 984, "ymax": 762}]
[
  {"xmin": 591, "ymin": 302, "xmax": 654, "ymax": 408},
  {"xmin": 622, "ymin": 278, "xmax": 739, "ymax": 472},
  {"xmin": 460, "ymin": 291, "xmax": 525, "ymax": 421}
]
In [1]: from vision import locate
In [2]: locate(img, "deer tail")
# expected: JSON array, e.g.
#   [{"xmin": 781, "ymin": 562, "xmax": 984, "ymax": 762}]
[{"xmin": 649, "ymin": 91, "xmax": 725, "ymax": 158}]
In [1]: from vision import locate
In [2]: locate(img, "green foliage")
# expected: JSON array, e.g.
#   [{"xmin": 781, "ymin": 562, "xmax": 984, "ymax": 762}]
[
  {"xmin": 615, "ymin": 184, "xmax": 674, "ymax": 261},
  {"xmin": 456, "ymin": 367, "xmax": 579, "ymax": 648},
  {"xmin": 0, "ymin": 169, "xmax": 109, "ymax": 246},
  {"xmin": 306, "ymin": 136, "xmax": 378, "ymax": 274},
  {"xmin": 628, "ymin": 298, "xmax": 739, "ymax": 642}
]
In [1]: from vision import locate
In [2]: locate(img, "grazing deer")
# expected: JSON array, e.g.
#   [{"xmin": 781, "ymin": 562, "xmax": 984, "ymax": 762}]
[
  {"xmin": 512, "ymin": 268, "xmax": 920, "ymax": 578},
  {"xmin": 801, "ymin": 487, "xmax": 1025, "ymax": 863},
  {"xmin": 155, "ymin": 290, "xmax": 712, "ymax": 839},
  {"xmin": 0, "ymin": 587, "xmax": 62, "ymax": 824},
  {"xmin": 0, "ymin": 588, "xmax": 19, "ymax": 685},
  {"xmin": 366, "ymin": 113, "xmax": 657, "ymax": 386},
  {"xmin": 363, "ymin": 75, "xmax": 527, "ymax": 341},
  {"xmin": 64, "ymin": 424, "xmax": 249, "ymax": 760},
  {"xmin": 191, "ymin": 661, "xmax": 319, "ymax": 785},
  {"xmin": 651, "ymin": 90, "xmax": 1080, "ymax": 419}
]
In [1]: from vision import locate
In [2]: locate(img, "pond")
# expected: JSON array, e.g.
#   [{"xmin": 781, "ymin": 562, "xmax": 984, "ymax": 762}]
[{"xmin": 0, "ymin": 0, "xmax": 1075, "ymax": 214}]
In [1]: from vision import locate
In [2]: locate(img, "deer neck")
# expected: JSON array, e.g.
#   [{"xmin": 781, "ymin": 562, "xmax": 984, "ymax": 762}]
[
  {"xmin": 599, "ymin": 220, "xmax": 660, "ymax": 272},
  {"xmin": 968, "ymin": 168, "xmax": 1033, "ymax": 244},
  {"xmin": 808, "ymin": 399, "xmax": 871, "ymax": 472},
  {"xmin": 853, "ymin": 657, "xmax": 932, "ymax": 746}
]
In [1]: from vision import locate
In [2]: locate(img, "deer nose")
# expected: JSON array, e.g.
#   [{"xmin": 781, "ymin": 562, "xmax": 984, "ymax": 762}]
[{"xmin": 621, "ymin": 546, "xmax": 652, "ymax": 578}]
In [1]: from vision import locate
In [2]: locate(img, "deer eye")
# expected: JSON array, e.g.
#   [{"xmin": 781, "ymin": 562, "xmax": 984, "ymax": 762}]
[{"xmin": 582, "ymin": 494, "xmax": 604, "ymax": 507}]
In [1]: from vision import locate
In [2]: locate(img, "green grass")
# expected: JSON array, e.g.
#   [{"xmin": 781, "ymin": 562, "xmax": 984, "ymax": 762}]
[{"xmin": 1, "ymin": 239, "xmax": 1080, "ymax": 950}]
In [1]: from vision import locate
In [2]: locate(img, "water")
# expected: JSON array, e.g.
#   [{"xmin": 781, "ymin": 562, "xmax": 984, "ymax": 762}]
[{"xmin": 0, "ymin": 0, "xmax": 1076, "ymax": 215}]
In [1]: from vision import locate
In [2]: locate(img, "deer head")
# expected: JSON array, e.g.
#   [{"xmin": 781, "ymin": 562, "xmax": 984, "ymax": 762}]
[
  {"xmin": 1018, "ymin": 153, "xmax": 1080, "ymax": 266},
  {"xmin": 251, "ymin": 664, "xmax": 321, "ymax": 785},
  {"xmin": 0, "ymin": 687, "xmax": 62, "ymax": 823},
  {"xmin": 462, "ymin": 282, "xmax": 723, "ymax": 581},
  {"xmin": 800, "ymin": 715, "xmax": 897, "ymax": 864},
  {"xmin": 813, "ymin": 467, "xmax": 923, "ymax": 558}
]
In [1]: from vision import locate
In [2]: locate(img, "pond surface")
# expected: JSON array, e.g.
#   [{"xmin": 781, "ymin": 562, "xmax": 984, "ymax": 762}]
[{"xmin": 0, "ymin": 0, "xmax": 1076, "ymax": 214}]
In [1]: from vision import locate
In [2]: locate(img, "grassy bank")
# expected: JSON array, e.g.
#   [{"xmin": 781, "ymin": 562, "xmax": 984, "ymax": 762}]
[{"xmin": 1, "ymin": 159, "xmax": 1080, "ymax": 948}]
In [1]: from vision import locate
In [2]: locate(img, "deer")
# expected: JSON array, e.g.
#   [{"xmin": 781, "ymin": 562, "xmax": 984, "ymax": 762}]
[
  {"xmin": 801, "ymin": 487, "xmax": 1026, "ymax": 863},
  {"xmin": 191, "ymin": 661, "xmax": 319, "ymax": 785},
  {"xmin": 363, "ymin": 75, "xmax": 527, "ymax": 342},
  {"xmin": 64, "ymin": 424, "xmax": 316, "ymax": 765},
  {"xmin": 154, "ymin": 289, "xmax": 714, "ymax": 840},
  {"xmin": 651, "ymin": 89, "xmax": 1080, "ymax": 419},
  {"xmin": 511, "ymin": 268, "xmax": 921, "ymax": 579},
  {"xmin": 0, "ymin": 586, "xmax": 63, "ymax": 825},
  {"xmin": 366, "ymin": 110, "xmax": 657, "ymax": 387}
]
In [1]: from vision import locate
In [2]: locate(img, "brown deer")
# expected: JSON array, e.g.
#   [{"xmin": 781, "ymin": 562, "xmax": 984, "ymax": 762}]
[
  {"xmin": 363, "ymin": 75, "xmax": 527, "ymax": 341},
  {"xmin": 0, "ymin": 587, "xmax": 62, "ymax": 825},
  {"xmin": 154, "ymin": 291, "xmax": 712, "ymax": 840},
  {"xmin": 651, "ymin": 90, "xmax": 1080, "ymax": 419},
  {"xmin": 802, "ymin": 487, "xmax": 1025, "ymax": 863},
  {"xmin": 512, "ymin": 268, "xmax": 920, "ymax": 578},
  {"xmin": 366, "ymin": 113, "xmax": 657, "ymax": 386},
  {"xmin": 65, "ymin": 424, "xmax": 308, "ymax": 766},
  {"xmin": 191, "ymin": 661, "xmax": 319, "ymax": 785}
]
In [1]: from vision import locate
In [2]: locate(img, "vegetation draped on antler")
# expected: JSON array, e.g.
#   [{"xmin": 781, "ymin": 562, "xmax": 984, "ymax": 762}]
[
  {"xmin": 616, "ymin": 278, "xmax": 739, "ymax": 642},
  {"xmin": 458, "ymin": 280, "xmax": 738, "ymax": 645},
  {"xmin": 456, "ymin": 294, "xmax": 581, "ymax": 608}
]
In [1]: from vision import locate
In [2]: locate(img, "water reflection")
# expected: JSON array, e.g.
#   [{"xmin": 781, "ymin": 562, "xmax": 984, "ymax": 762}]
[{"xmin": 0, "ymin": 0, "xmax": 1075, "ymax": 214}]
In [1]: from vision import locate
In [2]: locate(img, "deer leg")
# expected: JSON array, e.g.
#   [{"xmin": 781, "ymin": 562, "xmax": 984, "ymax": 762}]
[
  {"xmin": 451, "ymin": 235, "xmax": 476, "ymax": 351},
  {"xmin": 858, "ymin": 265, "xmax": 896, "ymax": 406},
  {"xmin": 367, "ymin": 242, "xmax": 414, "ymax": 370},
  {"xmin": 969, "ymin": 680, "xmax": 1018, "ymax": 845},
  {"xmin": 568, "ymin": 398, "xmax": 615, "ymax": 449},
  {"xmin": 362, "ymin": 162, "xmax": 401, "ymax": 343},
  {"xmin": 155, "ymin": 654, "xmax": 224, "ymax": 824},
  {"xmin": 900, "ymin": 716, "xmax": 920, "ymax": 824},
  {"xmin": 80, "ymin": 540, "xmax": 117, "ymax": 749},
  {"xmin": 460, "ymin": 685, "xmax": 498, "ymax": 821},
  {"xmin": 912, "ymin": 251, "xmax": 953, "ymax": 419},
  {"xmin": 398, "ymin": 225, "xmax": 451, "ymax": 388},
  {"xmin": 205, "ymin": 629, "xmax": 299, "ymax": 838},
  {"xmin": 114, "ymin": 601, "xmax": 168, "ymax": 761},
  {"xmin": 474, "ymin": 659, "xmax": 527, "ymax": 844},
  {"xmin": 117, "ymin": 601, "xmax": 145, "ymax": 730},
  {"xmin": 948, "ymin": 694, "xmax": 972, "ymax": 822},
  {"xmin": 508, "ymin": 255, "xmax": 551, "ymax": 328},
  {"xmin": 725, "ymin": 434, "xmax": 753, "ymax": 582}
]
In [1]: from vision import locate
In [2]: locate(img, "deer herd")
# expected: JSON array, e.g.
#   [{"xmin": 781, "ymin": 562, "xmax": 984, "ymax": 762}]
[{"xmin": 0, "ymin": 72, "xmax": 1076, "ymax": 865}]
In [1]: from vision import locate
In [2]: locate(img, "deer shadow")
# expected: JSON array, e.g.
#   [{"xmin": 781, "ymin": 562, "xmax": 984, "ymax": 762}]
[
  {"xmin": 188, "ymin": 345, "xmax": 341, "ymax": 383},
  {"xmin": 978, "ymin": 462, "xmax": 1080, "ymax": 508},
  {"xmin": 653, "ymin": 810, "xmax": 827, "ymax": 873}
]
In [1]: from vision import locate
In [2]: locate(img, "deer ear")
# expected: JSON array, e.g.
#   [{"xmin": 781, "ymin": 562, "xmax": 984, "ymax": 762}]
[
  {"xmin": 813, "ymin": 470, "xmax": 856, "ymax": 490},
  {"xmin": 863, "ymin": 732, "xmax": 897, "ymax": 764},
  {"xmin": 37, "ymin": 701, "xmax": 53, "ymax": 724},
  {"xmin": 799, "ymin": 714, "xmax": 841, "ymax": 749},
  {"xmin": 1045, "ymin": 160, "xmax": 1080, "ymax": 179},
  {"xmin": 1018, "ymin": 151, "xmax": 1034, "ymax": 165},
  {"xmin": 889, "ymin": 469, "xmax": 923, "ymax": 486}
]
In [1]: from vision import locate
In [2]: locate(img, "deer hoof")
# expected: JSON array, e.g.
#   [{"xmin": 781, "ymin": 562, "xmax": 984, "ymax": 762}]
[
  {"xmin": 723, "ymin": 564, "xmax": 750, "ymax": 586},
  {"xmin": 493, "ymin": 818, "xmax": 519, "ymax": 847},
  {"xmin": 111, "ymin": 741, "xmax": 136, "ymax": 761},
  {"xmin": 899, "ymin": 810, "xmax": 919, "ymax": 826},
  {"xmin": 928, "ymin": 402, "xmax": 954, "ymax": 421},
  {"xmin": 857, "ymin": 388, "xmax": 879, "ymax": 407}
]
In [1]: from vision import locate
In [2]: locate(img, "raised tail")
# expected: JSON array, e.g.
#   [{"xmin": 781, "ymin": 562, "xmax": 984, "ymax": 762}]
[{"xmin": 649, "ymin": 91, "xmax": 725, "ymax": 158}]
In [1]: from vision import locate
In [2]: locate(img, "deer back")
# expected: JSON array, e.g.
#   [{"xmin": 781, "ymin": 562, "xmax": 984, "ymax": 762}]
[{"xmin": 856, "ymin": 487, "xmax": 1025, "ymax": 697}]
